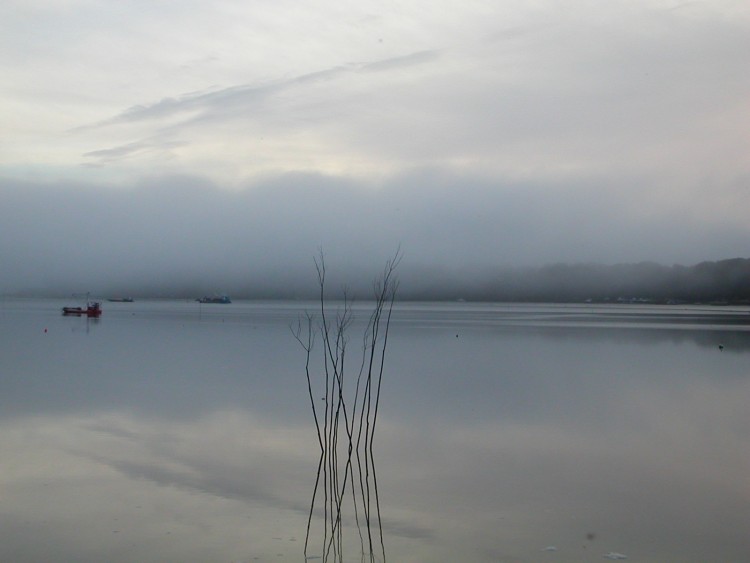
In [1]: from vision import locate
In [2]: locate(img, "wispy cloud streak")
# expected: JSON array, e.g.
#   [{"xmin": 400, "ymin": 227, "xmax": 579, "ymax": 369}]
[
  {"xmin": 82, "ymin": 138, "xmax": 185, "ymax": 165},
  {"xmin": 90, "ymin": 50, "xmax": 440, "ymax": 128}
]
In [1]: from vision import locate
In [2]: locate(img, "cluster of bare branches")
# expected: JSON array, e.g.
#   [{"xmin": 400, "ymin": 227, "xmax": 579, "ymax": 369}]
[{"xmin": 292, "ymin": 251, "xmax": 400, "ymax": 563}]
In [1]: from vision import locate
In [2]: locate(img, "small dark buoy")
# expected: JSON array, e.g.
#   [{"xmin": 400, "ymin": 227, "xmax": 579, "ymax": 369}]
[{"xmin": 718, "ymin": 344, "xmax": 724, "ymax": 351}]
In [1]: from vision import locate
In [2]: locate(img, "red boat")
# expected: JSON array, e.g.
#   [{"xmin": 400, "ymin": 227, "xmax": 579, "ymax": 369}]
[{"xmin": 62, "ymin": 301, "xmax": 102, "ymax": 317}]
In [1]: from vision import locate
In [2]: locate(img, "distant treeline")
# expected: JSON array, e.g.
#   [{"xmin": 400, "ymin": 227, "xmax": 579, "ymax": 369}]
[
  {"xmin": 16, "ymin": 257, "xmax": 750, "ymax": 304},
  {"xmin": 400, "ymin": 258, "xmax": 750, "ymax": 304}
]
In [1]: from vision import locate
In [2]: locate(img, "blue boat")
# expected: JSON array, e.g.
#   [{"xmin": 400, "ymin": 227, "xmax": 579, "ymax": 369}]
[{"xmin": 197, "ymin": 295, "xmax": 231, "ymax": 304}]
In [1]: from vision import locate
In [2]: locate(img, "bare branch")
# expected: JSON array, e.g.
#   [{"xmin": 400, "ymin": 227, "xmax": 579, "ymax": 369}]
[{"xmin": 298, "ymin": 249, "xmax": 400, "ymax": 563}]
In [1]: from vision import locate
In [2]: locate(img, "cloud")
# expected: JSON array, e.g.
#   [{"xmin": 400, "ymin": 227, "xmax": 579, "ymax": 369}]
[
  {"xmin": 2, "ymin": 1, "xmax": 750, "ymax": 296},
  {"xmin": 82, "ymin": 138, "xmax": 186, "ymax": 165},
  {"xmin": 85, "ymin": 49, "xmax": 440, "ymax": 129},
  {"xmin": 63, "ymin": 4, "xmax": 750, "ymax": 187},
  {"xmin": 359, "ymin": 49, "xmax": 440, "ymax": 73},
  {"xmin": 1, "ymin": 169, "xmax": 749, "ymax": 297}
]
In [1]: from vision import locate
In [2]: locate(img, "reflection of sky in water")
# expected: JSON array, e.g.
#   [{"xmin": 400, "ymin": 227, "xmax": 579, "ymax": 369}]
[{"xmin": 1, "ymin": 300, "xmax": 749, "ymax": 562}]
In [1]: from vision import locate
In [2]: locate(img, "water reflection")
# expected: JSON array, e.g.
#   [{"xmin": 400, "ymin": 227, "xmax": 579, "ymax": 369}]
[
  {"xmin": 4, "ymin": 390, "xmax": 747, "ymax": 562},
  {"xmin": 63, "ymin": 315, "xmax": 100, "ymax": 334},
  {"xmin": 0, "ymin": 410, "xmax": 314, "ymax": 562},
  {"xmin": 0, "ymin": 300, "xmax": 749, "ymax": 561}
]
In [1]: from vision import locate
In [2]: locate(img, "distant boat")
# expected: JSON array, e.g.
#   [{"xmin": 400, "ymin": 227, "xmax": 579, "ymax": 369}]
[
  {"xmin": 62, "ymin": 302, "xmax": 102, "ymax": 317},
  {"xmin": 63, "ymin": 293, "xmax": 103, "ymax": 317},
  {"xmin": 197, "ymin": 295, "xmax": 231, "ymax": 304},
  {"xmin": 107, "ymin": 297, "xmax": 134, "ymax": 302}
]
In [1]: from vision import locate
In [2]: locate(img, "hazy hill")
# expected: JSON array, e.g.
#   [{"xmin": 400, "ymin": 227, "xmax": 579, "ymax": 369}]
[
  {"xmin": 9, "ymin": 258, "xmax": 750, "ymax": 304},
  {"xmin": 397, "ymin": 258, "xmax": 750, "ymax": 304}
]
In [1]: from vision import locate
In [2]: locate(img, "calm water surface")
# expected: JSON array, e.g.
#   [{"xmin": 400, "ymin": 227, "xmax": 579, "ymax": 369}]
[{"xmin": 1, "ymin": 299, "xmax": 749, "ymax": 562}]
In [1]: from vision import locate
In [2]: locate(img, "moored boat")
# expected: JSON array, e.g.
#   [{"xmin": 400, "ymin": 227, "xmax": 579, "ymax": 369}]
[
  {"xmin": 197, "ymin": 295, "xmax": 231, "ymax": 304},
  {"xmin": 63, "ymin": 293, "xmax": 103, "ymax": 317},
  {"xmin": 62, "ymin": 302, "xmax": 102, "ymax": 317}
]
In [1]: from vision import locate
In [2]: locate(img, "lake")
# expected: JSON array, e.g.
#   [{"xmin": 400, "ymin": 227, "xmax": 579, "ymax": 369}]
[{"xmin": 1, "ymin": 298, "xmax": 749, "ymax": 562}]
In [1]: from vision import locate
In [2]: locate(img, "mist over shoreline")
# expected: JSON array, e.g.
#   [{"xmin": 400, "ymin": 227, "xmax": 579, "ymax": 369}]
[
  {"xmin": 7, "ymin": 257, "xmax": 750, "ymax": 305},
  {"xmin": 2, "ymin": 174, "xmax": 749, "ymax": 303},
  {"xmin": 0, "ymin": 174, "xmax": 750, "ymax": 301}
]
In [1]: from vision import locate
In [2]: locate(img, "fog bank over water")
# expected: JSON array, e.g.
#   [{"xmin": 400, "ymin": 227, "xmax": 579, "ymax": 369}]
[{"xmin": 2, "ymin": 172, "xmax": 749, "ymax": 299}]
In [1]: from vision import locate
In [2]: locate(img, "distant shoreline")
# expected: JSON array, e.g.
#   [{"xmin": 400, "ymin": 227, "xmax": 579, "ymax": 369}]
[{"xmin": 4, "ymin": 258, "xmax": 749, "ymax": 306}]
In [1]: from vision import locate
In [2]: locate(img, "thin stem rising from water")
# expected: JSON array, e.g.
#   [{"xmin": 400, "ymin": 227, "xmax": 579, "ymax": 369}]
[{"xmin": 292, "ymin": 250, "xmax": 400, "ymax": 563}]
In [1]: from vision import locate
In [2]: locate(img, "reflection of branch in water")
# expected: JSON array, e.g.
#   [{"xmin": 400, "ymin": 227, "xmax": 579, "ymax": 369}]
[{"xmin": 293, "ymin": 251, "xmax": 400, "ymax": 562}]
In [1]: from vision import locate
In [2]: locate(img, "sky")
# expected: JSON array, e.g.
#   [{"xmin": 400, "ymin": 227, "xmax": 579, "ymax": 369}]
[{"xmin": 2, "ymin": 0, "xmax": 750, "ymax": 296}]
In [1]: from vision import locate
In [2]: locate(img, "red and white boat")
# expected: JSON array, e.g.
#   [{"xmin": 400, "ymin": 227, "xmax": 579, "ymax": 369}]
[{"xmin": 62, "ymin": 294, "xmax": 102, "ymax": 317}]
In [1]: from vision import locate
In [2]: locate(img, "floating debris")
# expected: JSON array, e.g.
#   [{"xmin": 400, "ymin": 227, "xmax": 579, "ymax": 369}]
[
  {"xmin": 603, "ymin": 552, "xmax": 628, "ymax": 560},
  {"xmin": 542, "ymin": 545, "xmax": 558, "ymax": 551}
]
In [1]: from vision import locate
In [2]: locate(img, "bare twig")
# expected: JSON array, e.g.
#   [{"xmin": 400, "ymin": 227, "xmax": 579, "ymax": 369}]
[{"xmin": 294, "ymin": 250, "xmax": 400, "ymax": 562}]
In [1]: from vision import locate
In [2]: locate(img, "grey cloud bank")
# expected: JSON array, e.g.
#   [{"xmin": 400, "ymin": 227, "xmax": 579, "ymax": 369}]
[{"xmin": 2, "ymin": 171, "xmax": 747, "ymax": 298}]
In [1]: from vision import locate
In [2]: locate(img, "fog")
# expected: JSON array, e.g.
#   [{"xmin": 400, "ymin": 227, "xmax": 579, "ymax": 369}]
[{"xmin": 2, "ymin": 171, "xmax": 748, "ymax": 298}]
